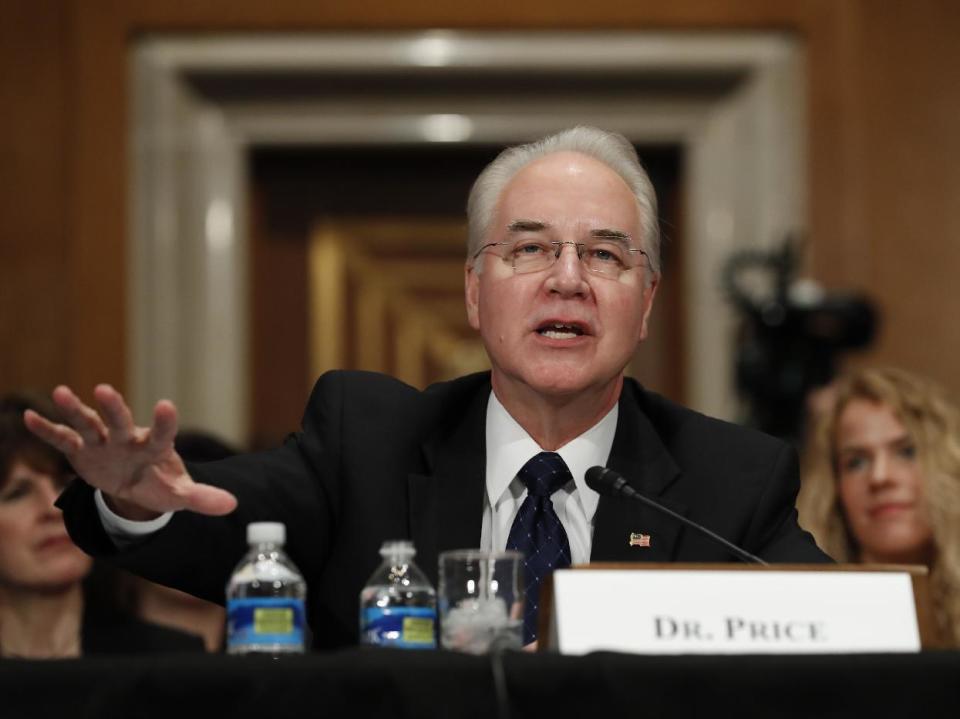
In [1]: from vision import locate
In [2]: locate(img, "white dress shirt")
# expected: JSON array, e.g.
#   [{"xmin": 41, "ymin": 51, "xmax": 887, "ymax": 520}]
[
  {"xmin": 97, "ymin": 390, "xmax": 619, "ymax": 559},
  {"xmin": 480, "ymin": 391, "xmax": 617, "ymax": 566}
]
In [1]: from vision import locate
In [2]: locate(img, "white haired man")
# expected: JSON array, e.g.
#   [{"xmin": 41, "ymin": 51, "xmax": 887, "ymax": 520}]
[{"xmin": 27, "ymin": 126, "xmax": 829, "ymax": 649}]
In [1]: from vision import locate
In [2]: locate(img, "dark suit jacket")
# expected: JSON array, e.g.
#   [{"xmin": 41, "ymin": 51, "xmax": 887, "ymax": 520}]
[
  {"xmin": 59, "ymin": 370, "xmax": 828, "ymax": 650},
  {"xmin": 80, "ymin": 562, "xmax": 207, "ymax": 654},
  {"xmin": 82, "ymin": 606, "xmax": 206, "ymax": 655}
]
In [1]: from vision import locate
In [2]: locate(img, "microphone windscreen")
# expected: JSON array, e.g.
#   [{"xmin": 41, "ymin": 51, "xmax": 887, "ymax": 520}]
[{"xmin": 585, "ymin": 466, "xmax": 616, "ymax": 496}]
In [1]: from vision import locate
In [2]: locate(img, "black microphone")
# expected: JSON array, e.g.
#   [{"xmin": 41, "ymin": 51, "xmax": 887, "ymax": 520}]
[{"xmin": 585, "ymin": 466, "xmax": 768, "ymax": 566}]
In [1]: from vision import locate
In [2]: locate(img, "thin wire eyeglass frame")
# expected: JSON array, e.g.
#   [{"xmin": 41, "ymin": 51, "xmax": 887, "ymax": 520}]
[{"xmin": 471, "ymin": 239, "xmax": 657, "ymax": 279}]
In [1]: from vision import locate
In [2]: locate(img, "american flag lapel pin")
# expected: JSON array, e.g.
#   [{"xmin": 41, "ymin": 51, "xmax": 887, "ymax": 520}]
[{"xmin": 629, "ymin": 532, "xmax": 651, "ymax": 548}]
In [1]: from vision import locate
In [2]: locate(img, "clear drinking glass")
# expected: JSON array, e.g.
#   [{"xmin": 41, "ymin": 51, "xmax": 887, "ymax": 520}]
[{"xmin": 438, "ymin": 549, "xmax": 524, "ymax": 654}]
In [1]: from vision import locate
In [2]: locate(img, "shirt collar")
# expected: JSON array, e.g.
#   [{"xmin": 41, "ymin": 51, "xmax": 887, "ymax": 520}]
[{"xmin": 485, "ymin": 390, "xmax": 618, "ymax": 522}]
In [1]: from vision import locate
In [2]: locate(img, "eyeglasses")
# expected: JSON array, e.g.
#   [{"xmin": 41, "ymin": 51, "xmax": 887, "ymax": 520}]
[{"xmin": 472, "ymin": 238, "xmax": 654, "ymax": 278}]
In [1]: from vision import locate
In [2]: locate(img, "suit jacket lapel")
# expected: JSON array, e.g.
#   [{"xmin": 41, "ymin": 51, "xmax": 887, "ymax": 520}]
[
  {"xmin": 407, "ymin": 380, "xmax": 489, "ymax": 587},
  {"xmin": 590, "ymin": 383, "xmax": 687, "ymax": 563}
]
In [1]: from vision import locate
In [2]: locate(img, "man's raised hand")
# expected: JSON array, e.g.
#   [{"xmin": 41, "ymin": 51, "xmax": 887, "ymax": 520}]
[{"xmin": 23, "ymin": 384, "xmax": 237, "ymax": 519}]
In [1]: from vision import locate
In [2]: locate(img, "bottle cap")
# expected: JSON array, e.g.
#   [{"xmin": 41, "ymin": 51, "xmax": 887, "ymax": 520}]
[
  {"xmin": 379, "ymin": 539, "xmax": 415, "ymax": 558},
  {"xmin": 248, "ymin": 522, "xmax": 285, "ymax": 545}
]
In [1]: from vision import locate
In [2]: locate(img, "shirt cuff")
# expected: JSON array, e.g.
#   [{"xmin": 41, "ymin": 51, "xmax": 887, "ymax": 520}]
[{"xmin": 94, "ymin": 488, "xmax": 174, "ymax": 545}]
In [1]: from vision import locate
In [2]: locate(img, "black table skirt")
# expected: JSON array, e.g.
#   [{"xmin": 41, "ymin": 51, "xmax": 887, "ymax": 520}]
[{"xmin": 3, "ymin": 649, "xmax": 959, "ymax": 719}]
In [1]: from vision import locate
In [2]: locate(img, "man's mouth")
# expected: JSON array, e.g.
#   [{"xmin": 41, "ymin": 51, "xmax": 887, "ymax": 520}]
[{"xmin": 536, "ymin": 322, "xmax": 586, "ymax": 339}]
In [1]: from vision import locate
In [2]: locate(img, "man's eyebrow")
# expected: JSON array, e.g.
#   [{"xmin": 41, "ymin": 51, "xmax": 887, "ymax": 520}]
[
  {"xmin": 589, "ymin": 228, "xmax": 632, "ymax": 243},
  {"xmin": 507, "ymin": 219, "xmax": 549, "ymax": 233}
]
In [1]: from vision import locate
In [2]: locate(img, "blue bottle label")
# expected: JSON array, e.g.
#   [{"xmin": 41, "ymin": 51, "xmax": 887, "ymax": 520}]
[
  {"xmin": 227, "ymin": 597, "xmax": 305, "ymax": 650},
  {"xmin": 361, "ymin": 606, "xmax": 437, "ymax": 648}
]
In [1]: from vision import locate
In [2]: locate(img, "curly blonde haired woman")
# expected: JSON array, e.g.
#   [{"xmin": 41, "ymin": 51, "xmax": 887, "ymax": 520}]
[{"xmin": 798, "ymin": 367, "xmax": 960, "ymax": 646}]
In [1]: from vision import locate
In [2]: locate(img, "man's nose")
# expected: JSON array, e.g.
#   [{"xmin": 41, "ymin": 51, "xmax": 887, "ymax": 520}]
[{"xmin": 546, "ymin": 243, "xmax": 589, "ymax": 294}]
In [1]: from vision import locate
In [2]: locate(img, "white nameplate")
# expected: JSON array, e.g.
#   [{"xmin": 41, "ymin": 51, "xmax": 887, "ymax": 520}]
[{"xmin": 550, "ymin": 568, "xmax": 921, "ymax": 654}]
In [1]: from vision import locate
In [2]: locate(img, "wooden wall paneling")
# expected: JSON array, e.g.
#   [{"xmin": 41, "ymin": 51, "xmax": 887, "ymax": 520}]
[
  {"xmin": 67, "ymin": 3, "xmax": 129, "ymax": 396},
  {"xmin": 802, "ymin": 0, "xmax": 864, "ymax": 291},
  {"xmin": 0, "ymin": 1, "xmax": 70, "ymax": 394},
  {"xmin": 856, "ymin": 1, "xmax": 960, "ymax": 393},
  {"xmin": 119, "ymin": 0, "xmax": 817, "ymax": 31}
]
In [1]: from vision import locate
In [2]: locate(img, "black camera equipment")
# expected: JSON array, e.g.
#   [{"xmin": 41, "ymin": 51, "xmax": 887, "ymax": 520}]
[{"xmin": 723, "ymin": 239, "xmax": 877, "ymax": 443}]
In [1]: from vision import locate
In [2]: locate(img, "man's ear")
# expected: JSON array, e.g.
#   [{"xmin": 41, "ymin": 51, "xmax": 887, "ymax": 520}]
[
  {"xmin": 465, "ymin": 261, "xmax": 481, "ymax": 331},
  {"xmin": 637, "ymin": 273, "xmax": 660, "ymax": 341}
]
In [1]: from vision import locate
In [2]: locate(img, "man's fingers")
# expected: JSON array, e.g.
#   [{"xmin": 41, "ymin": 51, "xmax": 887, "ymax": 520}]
[
  {"xmin": 23, "ymin": 410, "xmax": 83, "ymax": 454},
  {"xmin": 93, "ymin": 384, "xmax": 137, "ymax": 443},
  {"xmin": 149, "ymin": 400, "xmax": 179, "ymax": 449},
  {"xmin": 182, "ymin": 484, "xmax": 238, "ymax": 516},
  {"xmin": 34, "ymin": 387, "xmax": 232, "ymax": 517},
  {"xmin": 52, "ymin": 385, "xmax": 108, "ymax": 445}
]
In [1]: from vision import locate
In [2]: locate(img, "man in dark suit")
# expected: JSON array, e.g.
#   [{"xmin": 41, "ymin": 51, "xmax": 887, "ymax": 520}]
[{"xmin": 27, "ymin": 126, "xmax": 828, "ymax": 650}]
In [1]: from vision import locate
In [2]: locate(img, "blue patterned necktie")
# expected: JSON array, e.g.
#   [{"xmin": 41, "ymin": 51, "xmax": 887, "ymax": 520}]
[{"xmin": 506, "ymin": 451, "xmax": 573, "ymax": 644}]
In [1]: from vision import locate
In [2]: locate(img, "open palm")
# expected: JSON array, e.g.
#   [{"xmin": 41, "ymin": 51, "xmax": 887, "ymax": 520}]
[{"xmin": 24, "ymin": 384, "xmax": 237, "ymax": 519}]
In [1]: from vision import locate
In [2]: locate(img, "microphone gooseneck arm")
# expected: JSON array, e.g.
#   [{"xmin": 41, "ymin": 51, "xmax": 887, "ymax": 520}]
[{"xmin": 586, "ymin": 466, "xmax": 769, "ymax": 566}]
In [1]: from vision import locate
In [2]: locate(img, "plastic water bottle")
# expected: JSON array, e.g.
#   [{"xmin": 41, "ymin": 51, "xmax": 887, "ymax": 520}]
[
  {"xmin": 359, "ymin": 540, "xmax": 437, "ymax": 649},
  {"xmin": 226, "ymin": 522, "xmax": 307, "ymax": 655}
]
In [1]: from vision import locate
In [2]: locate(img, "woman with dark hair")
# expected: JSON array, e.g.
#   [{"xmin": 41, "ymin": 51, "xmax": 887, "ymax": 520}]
[
  {"xmin": 0, "ymin": 393, "xmax": 203, "ymax": 658},
  {"xmin": 799, "ymin": 367, "xmax": 960, "ymax": 646}
]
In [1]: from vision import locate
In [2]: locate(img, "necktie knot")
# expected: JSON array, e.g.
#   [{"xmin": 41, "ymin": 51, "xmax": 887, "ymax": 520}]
[{"xmin": 517, "ymin": 452, "xmax": 572, "ymax": 497}]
